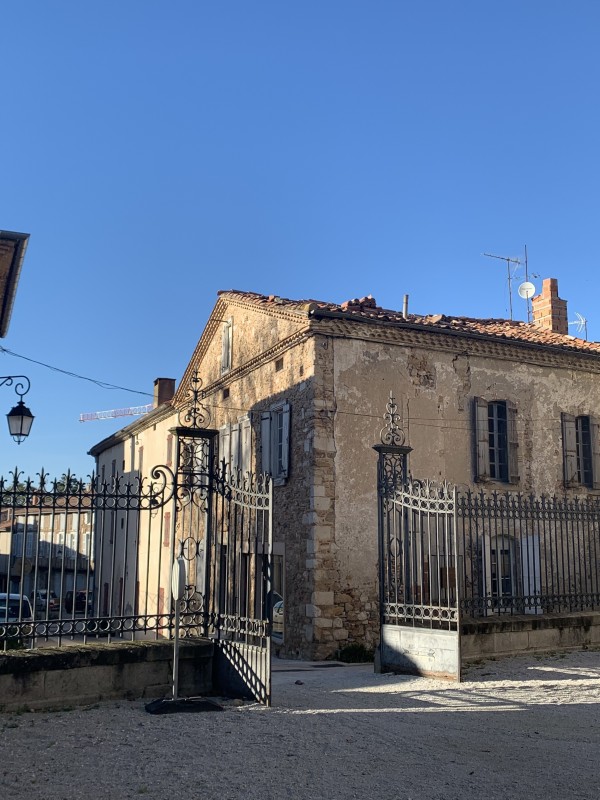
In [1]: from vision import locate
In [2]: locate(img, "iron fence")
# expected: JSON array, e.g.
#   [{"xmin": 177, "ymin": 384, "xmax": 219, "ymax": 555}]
[
  {"xmin": 457, "ymin": 490, "xmax": 600, "ymax": 618},
  {"xmin": 0, "ymin": 468, "xmax": 178, "ymax": 650},
  {"xmin": 378, "ymin": 464, "xmax": 600, "ymax": 630}
]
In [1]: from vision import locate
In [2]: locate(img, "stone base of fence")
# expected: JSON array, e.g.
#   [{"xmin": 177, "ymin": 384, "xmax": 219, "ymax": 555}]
[
  {"xmin": 461, "ymin": 611, "xmax": 600, "ymax": 666},
  {"xmin": 0, "ymin": 638, "xmax": 214, "ymax": 712}
]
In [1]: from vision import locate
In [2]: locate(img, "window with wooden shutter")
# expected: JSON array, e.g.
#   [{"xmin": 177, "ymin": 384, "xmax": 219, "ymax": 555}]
[
  {"xmin": 219, "ymin": 416, "xmax": 252, "ymax": 478},
  {"xmin": 506, "ymin": 400, "xmax": 519, "ymax": 484},
  {"xmin": 239, "ymin": 416, "xmax": 252, "ymax": 475},
  {"xmin": 563, "ymin": 413, "xmax": 597, "ymax": 489},
  {"xmin": 259, "ymin": 401, "xmax": 291, "ymax": 485},
  {"xmin": 474, "ymin": 397, "xmax": 490, "ymax": 480},
  {"xmin": 221, "ymin": 318, "xmax": 232, "ymax": 375},
  {"xmin": 473, "ymin": 397, "xmax": 518, "ymax": 484},
  {"xmin": 219, "ymin": 424, "xmax": 231, "ymax": 472},
  {"xmin": 561, "ymin": 413, "xmax": 577, "ymax": 488}
]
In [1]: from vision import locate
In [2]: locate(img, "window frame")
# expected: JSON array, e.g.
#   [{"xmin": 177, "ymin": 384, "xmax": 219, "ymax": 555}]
[
  {"xmin": 260, "ymin": 401, "xmax": 291, "ymax": 486},
  {"xmin": 219, "ymin": 415, "xmax": 252, "ymax": 478},
  {"xmin": 474, "ymin": 397, "xmax": 519, "ymax": 484},
  {"xmin": 561, "ymin": 412, "xmax": 600, "ymax": 489},
  {"xmin": 221, "ymin": 318, "xmax": 233, "ymax": 375}
]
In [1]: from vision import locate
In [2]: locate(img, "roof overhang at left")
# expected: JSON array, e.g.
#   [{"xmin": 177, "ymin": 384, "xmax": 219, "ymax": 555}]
[{"xmin": 0, "ymin": 230, "xmax": 29, "ymax": 338}]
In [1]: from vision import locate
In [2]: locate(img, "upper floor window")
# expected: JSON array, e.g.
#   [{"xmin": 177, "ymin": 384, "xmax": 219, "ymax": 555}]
[
  {"xmin": 561, "ymin": 413, "xmax": 598, "ymax": 489},
  {"xmin": 221, "ymin": 318, "xmax": 233, "ymax": 375},
  {"xmin": 219, "ymin": 416, "xmax": 252, "ymax": 477},
  {"xmin": 261, "ymin": 402, "xmax": 290, "ymax": 486},
  {"xmin": 474, "ymin": 398, "xmax": 519, "ymax": 484}
]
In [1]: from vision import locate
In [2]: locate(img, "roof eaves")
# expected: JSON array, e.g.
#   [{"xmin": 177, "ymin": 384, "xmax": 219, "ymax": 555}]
[
  {"xmin": 0, "ymin": 230, "xmax": 29, "ymax": 338},
  {"xmin": 310, "ymin": 307, "xmax": 600, "ymax": 359}
]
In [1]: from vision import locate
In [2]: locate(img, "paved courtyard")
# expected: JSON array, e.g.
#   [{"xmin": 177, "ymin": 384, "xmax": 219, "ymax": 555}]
[{"xmin": 1, "ymin": 649, "xmax": 599, "ymax": 800}]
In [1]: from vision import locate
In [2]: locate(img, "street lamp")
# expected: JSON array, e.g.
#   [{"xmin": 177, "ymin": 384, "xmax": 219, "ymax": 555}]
[{"xmin": 0, "ymin": 376, "xmax": 34, "ymax": 444}]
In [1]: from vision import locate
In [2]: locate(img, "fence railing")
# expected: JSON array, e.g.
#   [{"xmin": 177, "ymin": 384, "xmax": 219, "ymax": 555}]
[
  {"xmin": 379, "ymin": 476, "xmax": 600, "ymax": 630},
  {"xmin": 457, "ymin": 491, "xmax": 600, "ymax": 618},
  {"xmin": 0, "ymin": 469, "xmax": 177, "ymax": 650}
]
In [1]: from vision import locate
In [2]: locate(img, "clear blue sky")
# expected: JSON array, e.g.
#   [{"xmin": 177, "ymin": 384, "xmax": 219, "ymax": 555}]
[{"xmin": 1, "ymin": 1, "xmax": 599, "ymax": 479}]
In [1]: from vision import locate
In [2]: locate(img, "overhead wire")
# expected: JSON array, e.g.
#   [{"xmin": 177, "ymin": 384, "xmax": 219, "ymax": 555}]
[{"xmin": 0, "ymin": 345, "xmax": 153, "ymax": 397}]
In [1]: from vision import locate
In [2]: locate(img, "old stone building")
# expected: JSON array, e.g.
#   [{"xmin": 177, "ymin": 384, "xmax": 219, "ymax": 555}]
[{"xmin": 90, "ymin": 277, "xmax": 600, "ymax": 659}]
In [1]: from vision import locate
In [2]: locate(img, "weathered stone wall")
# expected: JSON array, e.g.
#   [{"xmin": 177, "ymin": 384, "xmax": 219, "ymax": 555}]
[
  {"xmin": 0, "ymin": 638, "xmax": 212, "ymax": 712},
  {"xmin": 323, "ymin": 331, "xmax": 600, "ymax": 657}
]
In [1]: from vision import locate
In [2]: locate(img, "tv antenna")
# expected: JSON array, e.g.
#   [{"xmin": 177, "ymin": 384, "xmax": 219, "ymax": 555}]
[
  {"xmin": 484, "ymin": 245, "xmax": 536, "ymax": 321},
  {"xmin": 569, "ymin": 312, "xmax": 588, "ymax": 340}
]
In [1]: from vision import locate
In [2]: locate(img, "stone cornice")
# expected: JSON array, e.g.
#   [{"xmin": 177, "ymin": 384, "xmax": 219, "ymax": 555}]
[{"xmin": 310, "ymin": 316, "xmax": 600, "ymax": 373}]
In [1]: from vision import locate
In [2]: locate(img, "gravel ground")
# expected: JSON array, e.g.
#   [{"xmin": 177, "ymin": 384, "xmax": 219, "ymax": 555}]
[{"xmin": 1, "ymin": 649, "xmax": 599, "ymax": 800}]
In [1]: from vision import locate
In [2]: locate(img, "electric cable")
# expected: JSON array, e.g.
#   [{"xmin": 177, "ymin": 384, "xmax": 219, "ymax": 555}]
[{"xmin": 0, "ymin": 345, "xmax": 153, "ymax": 397}]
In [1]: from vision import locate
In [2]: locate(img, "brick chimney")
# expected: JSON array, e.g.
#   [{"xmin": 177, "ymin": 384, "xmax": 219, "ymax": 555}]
[
  {"xmin": 531, "ymin": 278, "xmax": 568, "ymax": 335},
  {"xmin": 153, "ymin": 377, "xmax": 175, "ymax": 408}
]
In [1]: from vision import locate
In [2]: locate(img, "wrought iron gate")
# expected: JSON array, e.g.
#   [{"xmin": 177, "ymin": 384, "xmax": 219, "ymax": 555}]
[
  {"xmin": 174, "ymin": 404, "xmax": 273, "ymax": 705},
  {"xmin": 374, "ymin": 393, "xmax": 460, "ymax": 679},
  {"xmin": 0, "ymin": 377, "xmax": 273, "ymax": 704}
]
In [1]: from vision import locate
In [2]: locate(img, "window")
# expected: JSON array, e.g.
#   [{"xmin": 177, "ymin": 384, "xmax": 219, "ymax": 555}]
[
  {"xmin": 561, "ymin": 413, "xmax": 599, "ymax": 489},
  {"xmin": 219, "ymin": 416, "xmax": 252, "ymax": 477},
  {"xmin": 261, "ymin": 402, "xmax": 291, "ymax": 485},
  {"xmin": 474, "ymin": 398, "xmax": 518, "ymax": 483},
  {"xmin": 479, "ymin": 533, "xmax": 542, "ymax": 615},
  {"xmin": 221, "ymin": 318, "xmax": 233, "ymax": 375}
]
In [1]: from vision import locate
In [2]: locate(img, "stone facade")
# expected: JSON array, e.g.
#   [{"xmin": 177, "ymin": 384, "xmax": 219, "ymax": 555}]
[{"xmin": 91, "ymin": 283, "xmax": 600, "ymax": 660}]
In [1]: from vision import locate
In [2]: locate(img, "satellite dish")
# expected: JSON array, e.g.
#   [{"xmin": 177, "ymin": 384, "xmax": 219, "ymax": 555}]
[{"xmin": 518, "ymin": 281, "xmax": 535, "ymax": 300}]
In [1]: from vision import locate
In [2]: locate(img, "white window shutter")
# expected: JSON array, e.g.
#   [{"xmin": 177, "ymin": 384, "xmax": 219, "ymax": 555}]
[
  {"xmin": 474, "ymin": 397, "xmax": 489, "ymax": 480},
  {"xmin": 230, "ymin": 422, "xmax": 240, "ymax": 473},
  {"xmin": 240, "ymin": 416, "xmax": 252, "ymax": 476},
  {"xmin": 219, "ymin": 424, "xmax": 231, "ymax": 473},
  {"xmin": 280, "ymin": 402, "xmax": 291, "ymax": 479},
  {"xmin": 221, "ymin": 319, "xmax": 232, "ymax": 374},
  {"xmin": 561, "ymin": 413, "xmax": 577, "ymax": 488},
  {"xmin": 506, "ymin": 400, "xmax": 519, "ymax": 484},
  {"xmin": 260, "ymin": 411, "xmax": 271, "ymax": 475}
]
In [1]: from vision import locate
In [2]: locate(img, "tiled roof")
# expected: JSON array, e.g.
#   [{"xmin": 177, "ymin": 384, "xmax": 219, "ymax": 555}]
[{"xmin": 217, "ymin": 289, "xmax": 600, "ymax": 355}]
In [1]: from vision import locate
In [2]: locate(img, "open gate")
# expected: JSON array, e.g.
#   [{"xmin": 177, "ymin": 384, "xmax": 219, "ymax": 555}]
[
  {"xmin": 174, "ymin": 418, "xmax": 273, "ymax": 704},
  {"xmin": 374, "ymin": 393, "xmax": 460, "ymax": 680},
  {"xmin": 0, "ymin": 375, "xmax": 273, "ymax": 705}
]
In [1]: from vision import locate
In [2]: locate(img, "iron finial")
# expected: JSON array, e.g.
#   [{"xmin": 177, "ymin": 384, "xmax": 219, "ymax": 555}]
[
  {"xmin": 380, "ymin": 391, "xmax": 406, "ymax": 447},
  {"xmin": 178, "ymin": 370, "xmax": 210, "ymax": 428}
]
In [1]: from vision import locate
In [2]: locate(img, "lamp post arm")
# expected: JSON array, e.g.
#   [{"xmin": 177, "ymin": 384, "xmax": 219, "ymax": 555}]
[{"xmin": 0, "ymin": 375, "xmax": 31, "ymax": 400}]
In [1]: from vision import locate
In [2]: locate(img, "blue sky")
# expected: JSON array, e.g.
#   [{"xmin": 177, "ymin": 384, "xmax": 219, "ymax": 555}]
[{"xmin": 1, "ymin": 1, "xmax": 599, "ymax": 479}]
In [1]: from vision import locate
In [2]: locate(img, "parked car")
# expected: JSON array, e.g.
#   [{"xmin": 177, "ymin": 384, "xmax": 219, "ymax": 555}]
[
  {"xmin": 272, "ymin": 600, "xmax": 284, "ymax": 635},
  {"xmin": 30, "ymin": 590, "xmax": 59, "ymax": 618},
  {"xmin": 64, "ymin": 590, "xmax": 92, "ymax": 615},
  {"xmin": 0, "ymin": 593, "xmax": 33, "ymax": 622},
  {"xmin": 0, "ymin": 593, "xmax": 34, "ymax": 648}
]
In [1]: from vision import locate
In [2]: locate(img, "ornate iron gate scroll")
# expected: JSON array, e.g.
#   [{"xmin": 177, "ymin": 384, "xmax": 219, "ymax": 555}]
[
  {"xmin": 374, "ymin": 393, "xmax": 460, "ymax": 679},
  {"xmin": 173, "ymin": 377, "xmax": 273, "ymax": 705},
  {"xmin": 0, "ymin": 374, "xmax": 273, "ymax": 706}
]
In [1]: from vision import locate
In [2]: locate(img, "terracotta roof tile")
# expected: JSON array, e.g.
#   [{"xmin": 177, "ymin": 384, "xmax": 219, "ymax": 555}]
[{"xmin": 217, "ymin": 290, "xmax": 600, "ymax": 355}]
